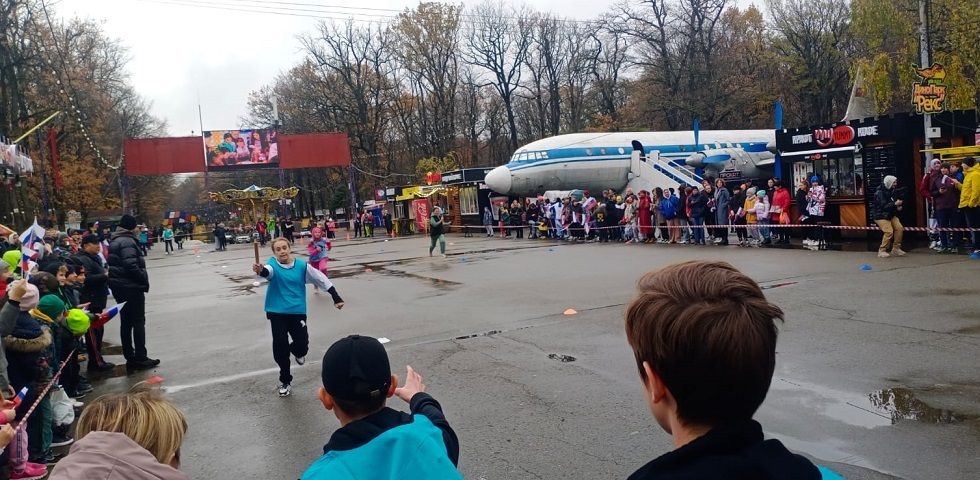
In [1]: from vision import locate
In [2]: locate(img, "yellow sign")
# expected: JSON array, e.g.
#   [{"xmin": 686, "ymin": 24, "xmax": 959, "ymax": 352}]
[{"xmin": 911, "ymin": 63, "xmax": 947, "ymax": 114}]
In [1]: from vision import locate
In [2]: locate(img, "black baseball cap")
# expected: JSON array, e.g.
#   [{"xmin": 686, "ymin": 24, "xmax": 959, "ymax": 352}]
[{"xmin": 321, "ymin": 335, "xmax": 391, "ymax": 401}]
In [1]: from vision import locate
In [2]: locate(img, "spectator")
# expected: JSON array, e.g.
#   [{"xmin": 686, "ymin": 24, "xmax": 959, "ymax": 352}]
[
  {"xmin": 482, "ymin": 207, "xmax": 494, "ymax": 237},
  {"xmin": 300, "ymin": 335, "xmax": 461, "ymax": 479},
  {"xmin": 770, "ymin": 180, "xmax": 792, "ymax": 245},
  {"xmin": 623, "ymin": 260, "xmax": 825, "ymax": 479},
  {"xmin": 731, "ymin": 184, "xmax": 748, "ymax": 246},
  {"xmin": 73, "ymin": 235, "xmax": 114, "ymax": 373},
  {"xmin": 688, "ymin": 187, "xmax": 708, "ymax": 246},
  {"xmin": 873, "ymin": 175, "xmax": 906, "ymax": 258},
  {"xmin": 955, "ymin": 157, "xmax": 979, "ymax": 254},
  {"xmin": 754, "ymin": 190, "xmax": 772, "ymax": 246},
  {"xmin": 931, "ymin": 163, "xmax": 960, "ymax": 253},
  {"xmin": 804, "ymin": 176, "xmax": 826, "ymax": 247},
  {"xmin": 383, "ymin": 209, "xmax": 393, "ymax": 237},
  {"xmin": 108, "ymin": 214, "xmax": 160, "ymax": 371},
  {"xmin": 660, "ymin": 189, "xmax": 680, "ymax": 244},
  {"xmin": 713, "ymin": 179, "xmax": 731, "ymax": 245},
  {"xmin": 49, "ymin": 383, "xmax": 190, "ymax": 480}
]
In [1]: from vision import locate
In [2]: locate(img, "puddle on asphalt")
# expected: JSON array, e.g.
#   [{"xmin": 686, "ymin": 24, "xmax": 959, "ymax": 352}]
[
  {"xmin": 867, "ymin": 387, "xmax": 977, "ymax": 424},
  {"xmin": 548, "ymin": 353, "xmax": 577, "ymax": 362},
  {"xmin": 329, "ymin": 263, "xmax": 460, "ymax": 291},
  {"xmin": 772, "ymin": 378, "xmax": 977, "ymax": 428}
]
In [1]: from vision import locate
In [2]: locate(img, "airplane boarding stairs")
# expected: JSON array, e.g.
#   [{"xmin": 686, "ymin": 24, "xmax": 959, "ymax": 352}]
[{"xmin": 626, "ymin": 149, "xmax": 702, "ymax": 194}]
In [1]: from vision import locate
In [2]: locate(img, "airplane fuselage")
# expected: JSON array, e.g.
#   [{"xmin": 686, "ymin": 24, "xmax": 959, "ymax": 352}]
[{"xmin": 484, "ymin": 130, "xmax": 775, "ymax": 196}]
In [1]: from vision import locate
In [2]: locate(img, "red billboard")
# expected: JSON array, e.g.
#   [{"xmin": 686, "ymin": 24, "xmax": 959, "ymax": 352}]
[
  {"xmin": 123, "ymin": 132, "xmax": 350, "ymax": 174},
  {"xmin": 123, "ymin": 137, "xmax": 207, "ymax": 175}
]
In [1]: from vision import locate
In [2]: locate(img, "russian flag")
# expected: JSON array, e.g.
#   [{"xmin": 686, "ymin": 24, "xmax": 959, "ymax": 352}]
[{"xmin": 102, "ymin": 302, "xmax": 126, "ymax": 321}]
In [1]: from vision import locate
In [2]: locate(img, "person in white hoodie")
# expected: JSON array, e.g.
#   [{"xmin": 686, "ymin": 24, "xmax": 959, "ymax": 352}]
[
  {"xmin": 49, "ymin": 383, "xmax": 189, "ymax": 480},
  {"xmin": 754, "ymin": 190, "xmax": 772, "ymax": 245}
]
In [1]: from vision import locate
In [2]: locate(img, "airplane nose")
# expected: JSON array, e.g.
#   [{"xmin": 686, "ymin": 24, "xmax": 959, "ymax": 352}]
[{"xmin": 485, "ymin": 165, "xmax": 512, "ymax": 193}]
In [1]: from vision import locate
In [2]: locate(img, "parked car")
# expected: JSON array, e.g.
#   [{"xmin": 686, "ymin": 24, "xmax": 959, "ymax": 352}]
[{"xmin": 235, "ymin": 233, "xmax": 251, "ymax": 244}]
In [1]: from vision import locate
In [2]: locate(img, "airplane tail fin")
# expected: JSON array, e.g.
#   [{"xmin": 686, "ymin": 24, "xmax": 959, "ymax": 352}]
[{"xmin": 842, "ymin": 68, "xmax": 877, "ymax": 121}]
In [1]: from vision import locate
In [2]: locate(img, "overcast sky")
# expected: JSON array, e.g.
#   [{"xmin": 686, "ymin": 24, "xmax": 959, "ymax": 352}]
[{"xmin": 56, "ymin": 0, "xmax": 626, "ymax": 137}]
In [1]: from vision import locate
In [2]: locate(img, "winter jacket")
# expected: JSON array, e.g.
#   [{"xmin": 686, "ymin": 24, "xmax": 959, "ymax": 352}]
[
  {"xmin": 958, "ymin": 164, "xmax": 980, "ymax": 209},
  {"xmin": 0, "ymin": 300, "xmax": 19, "ymax": 393},
  {"xmin": 714, "ymin": 187, "xmax": 731, "ymax": 225},
  {"xmin": 73, "ymin": 250, "xmax": 109, "ymax": 305},
  {"xmin": 753, "ymin": 197, "xmax": 770, "ymax": 219},
  {"xmin": 49, "ymin": 431, "xmax": 190, "ymax": 480},
  {"xmin": 108, "ymin": 228, "xmax": 149, "ymax": 293},
  {"xmin": 660, "ymin": 195, "xmax": 679, "ymax": 220},
  {"xmin": 689, "ymin": 192, "xmax": 708, "ymax": 219},
  {"xmin": 930, "ymin": 174, "xmax": 959, "ymax": 211},
  {"xmin": 873, "ymin": 185, "xmax": 899, "ymax": 220},
  {"xmin": 744, "ymin": 197, "xmax": 758, "ymax": 224},
  {"xmin": 806, "ymin": 185, "xmax": 826, "ymax": 217},
  {"xmin": 770, "ymin": 188, "xmax": 792, "ymax": 222},
  {"xmin": 301, "ymin": 393, "xmax": 461, "ymax": 480},
  {"xmin": 3, "ymin": 310, "xmax": 52, "ymax": 390},
  {"xmin": 627, "ymin": 419, "xmax": 823, "ymax": 480}
]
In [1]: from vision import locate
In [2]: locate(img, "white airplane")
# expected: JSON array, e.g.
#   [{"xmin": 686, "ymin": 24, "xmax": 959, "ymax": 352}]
[{"xmin": 483, "ymin": 130, "xmax": 776, "ymax": 197}]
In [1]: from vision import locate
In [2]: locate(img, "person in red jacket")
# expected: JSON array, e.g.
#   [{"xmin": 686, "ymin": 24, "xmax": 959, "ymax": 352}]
[{"xmin": 769, "ymin": 180, "xmax": 792, "ymax": 245}]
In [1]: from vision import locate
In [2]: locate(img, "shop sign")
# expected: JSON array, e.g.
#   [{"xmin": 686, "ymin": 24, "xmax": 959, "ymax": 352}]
[
  {"xmin": 413, "ymin": 199, "xmax": 429, "ymax": 232},
  {"xmin": 814, "ymin": 125, "xmax": 855, "ymax": 147},
  {"xmin": 911, "ymin": 63, "xmax": 948, "ymax": 114}
]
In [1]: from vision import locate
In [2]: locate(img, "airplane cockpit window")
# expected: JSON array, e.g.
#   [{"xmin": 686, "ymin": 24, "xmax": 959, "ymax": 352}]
[{"xmin": 519, "ymin": 153, "xmax": 529, "ymax": 162}]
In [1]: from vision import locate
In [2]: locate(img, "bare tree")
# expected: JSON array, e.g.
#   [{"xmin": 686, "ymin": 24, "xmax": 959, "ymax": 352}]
[
  {"xmin": 463, "ymin": 0, "xmax": 534, "ymax": 152},
  {"xmin": 766, "ymin": 0, "xmax": 854, "ymax": 125}
]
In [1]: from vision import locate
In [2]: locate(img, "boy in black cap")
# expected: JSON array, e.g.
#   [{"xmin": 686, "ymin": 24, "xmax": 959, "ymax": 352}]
[{"xmin": 301, "ymin": 335, "xmax": 461, "ymax": 480}]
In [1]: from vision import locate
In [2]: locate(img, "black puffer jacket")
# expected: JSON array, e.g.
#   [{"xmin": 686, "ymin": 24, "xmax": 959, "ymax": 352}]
[{"xmin": 108, "ymin": 228, "xmax": 149, "ymax": 292}]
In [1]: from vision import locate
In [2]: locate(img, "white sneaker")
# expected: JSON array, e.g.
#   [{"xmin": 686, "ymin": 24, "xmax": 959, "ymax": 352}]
[
  {"xmin": 294, "ymin": 354, "xmax": 306, "ymax": 365},
  {"xmin": 891, "ymin": 248, "xmax": 907, "ymax": 257},
  {"xmin": 878, "ymin": 251, "xmax": 891, "ymax": 258},
  {"xmin": 277, "ymin": 383, "xmax": 291, "ymax": 397}
]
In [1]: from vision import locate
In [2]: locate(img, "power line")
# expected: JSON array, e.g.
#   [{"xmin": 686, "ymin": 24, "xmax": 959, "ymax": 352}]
[{"xmin": 133, "ymin": 0, "xmax": 600, "ymax": 26}]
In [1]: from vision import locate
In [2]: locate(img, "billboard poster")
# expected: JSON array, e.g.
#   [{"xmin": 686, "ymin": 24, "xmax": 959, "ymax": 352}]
[
  {"xmin": 204, "ymin": 128, "xmax": 279, "ymax": 169},
  {"xmin": 413, "ymin": 199, "xmax": 429, "ymax": 233}
]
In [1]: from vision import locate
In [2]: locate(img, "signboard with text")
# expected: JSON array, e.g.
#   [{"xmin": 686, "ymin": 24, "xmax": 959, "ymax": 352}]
[{"xmin": 911, "ymin": 63, "xmax": 948, "ymax": 114}]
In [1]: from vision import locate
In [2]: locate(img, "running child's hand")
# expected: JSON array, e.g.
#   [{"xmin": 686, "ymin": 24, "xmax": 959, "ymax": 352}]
[
  {"xmin": 334, "ymin": 302, "xmax": 344, "ymax": 310},
  {"xmin": 394, "ymin": 365, "xmax": 425, "ymax": 402}
]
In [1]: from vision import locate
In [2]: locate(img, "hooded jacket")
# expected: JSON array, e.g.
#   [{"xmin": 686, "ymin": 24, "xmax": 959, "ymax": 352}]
[
  {"xmin": 628, "ymin": 419, "xmax": 823, "ymax": 480},
  {"xmin": 49, "ymin": 431, "xmax": 190, "ymax": 480},
  {"xmin": 302, "ymin": 393, "xmax": 461, "ymax": 480},
  {"xmin": 108, "ymin": 228, "xmax": 149, "ymax": 293},
  {"xmin": 3, "ymin": 309, "xmax": 53, "ymax": 390},
  {"xmin": 958, "ymin": 164, "xmax": 980, "ymax": 209}
]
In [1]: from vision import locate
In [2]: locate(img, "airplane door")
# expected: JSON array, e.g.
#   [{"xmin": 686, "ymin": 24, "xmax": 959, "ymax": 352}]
[{"xmin": 630, "ymin": 150, "xmax": 642, "ymax": 177}]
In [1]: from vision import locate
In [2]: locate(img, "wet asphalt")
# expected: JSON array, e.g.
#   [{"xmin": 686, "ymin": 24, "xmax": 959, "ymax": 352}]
[{"xmin": 85, "ymin": 234, "xmax": 980, "ymax": 480}]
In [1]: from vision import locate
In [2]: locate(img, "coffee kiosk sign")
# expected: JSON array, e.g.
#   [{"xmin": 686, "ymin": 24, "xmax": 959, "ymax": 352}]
[{"xmin": 911, "ymin": 63, "xmax": 948, "ymax": 114}]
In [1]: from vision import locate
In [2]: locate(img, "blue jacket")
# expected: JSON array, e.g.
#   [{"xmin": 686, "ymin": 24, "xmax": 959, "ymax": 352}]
[
  {"xmin": 302, "ymin": 393, "xmax": 461, "ymax": 480},
  {"xmin": 660, "ymin": 195, "xmax": 679, "ymax": 220}
]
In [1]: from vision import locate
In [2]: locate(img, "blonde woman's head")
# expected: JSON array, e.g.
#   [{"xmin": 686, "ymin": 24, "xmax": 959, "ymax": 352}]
[{"xmin": 75, "ymin": 383, "xmax": 187, "ymax": 467}]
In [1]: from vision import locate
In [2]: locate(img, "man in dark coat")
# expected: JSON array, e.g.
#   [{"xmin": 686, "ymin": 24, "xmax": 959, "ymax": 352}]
[
  {"xmin": 108, "ymin": 214, "xmax": 159, "ymax": 371},
  {"xmin": 73, "ymin": 234, "xmax": 115, "ymax": 372}
]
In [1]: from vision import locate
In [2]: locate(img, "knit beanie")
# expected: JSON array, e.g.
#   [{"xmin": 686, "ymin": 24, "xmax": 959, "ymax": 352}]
[
  {"xmin": 66, "ymin": 308, "xmax": 91, "ymax": 336},
  {"xmin": 37, "ymin": 294, "xmax": 66, "ymax": 320},
  {"xmin": 2, "ymin": 251, "xmax": 19, "ymax": 273},
  {"xmin": 120, "ymin": 214, "xmax": 138, "ymax": 230},
  {"xmin": 883, "ymin": 175, "xmax": 897, "ymax": 189},
  {"xmin": 17, "ymin": 283, "xmax": 40, "ymax": 311},
  {"xmin": 746, "ymin": 187, "xmax": 757, "ymax": 196},
  {"xmin": 757, "ymin": 190, "xmax": 767, "ymax": 198}
]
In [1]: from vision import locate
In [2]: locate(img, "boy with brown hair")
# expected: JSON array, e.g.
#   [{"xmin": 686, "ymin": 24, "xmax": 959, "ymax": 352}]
[{"xmin": 624, "ymin": 260, "xmax": 831, "ymax": 479}]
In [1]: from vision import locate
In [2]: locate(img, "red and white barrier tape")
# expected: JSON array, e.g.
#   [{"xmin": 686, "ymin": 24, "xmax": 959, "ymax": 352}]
[
  {"xmin": 457, "ymin": 223, "xmax": 980, "ymax": 232},
  {"xmin": 15, "ymin": 348, "xmax": 76, "ymax": 433}
]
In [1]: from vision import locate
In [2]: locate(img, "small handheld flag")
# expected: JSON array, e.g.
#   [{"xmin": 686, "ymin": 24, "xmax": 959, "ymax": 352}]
[
  {"xmin": 11, "ymin": 386, "xmax": 28, "ymax": 407},
  {"xmin": 102, "ymin": 302, "xmax": 126, "ymax": 321}
]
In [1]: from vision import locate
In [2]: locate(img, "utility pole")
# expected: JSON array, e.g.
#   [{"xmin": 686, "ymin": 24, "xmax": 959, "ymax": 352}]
[{"xmin": 918, "ymin": 0, "xmax": 933, "ymax": 163}]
